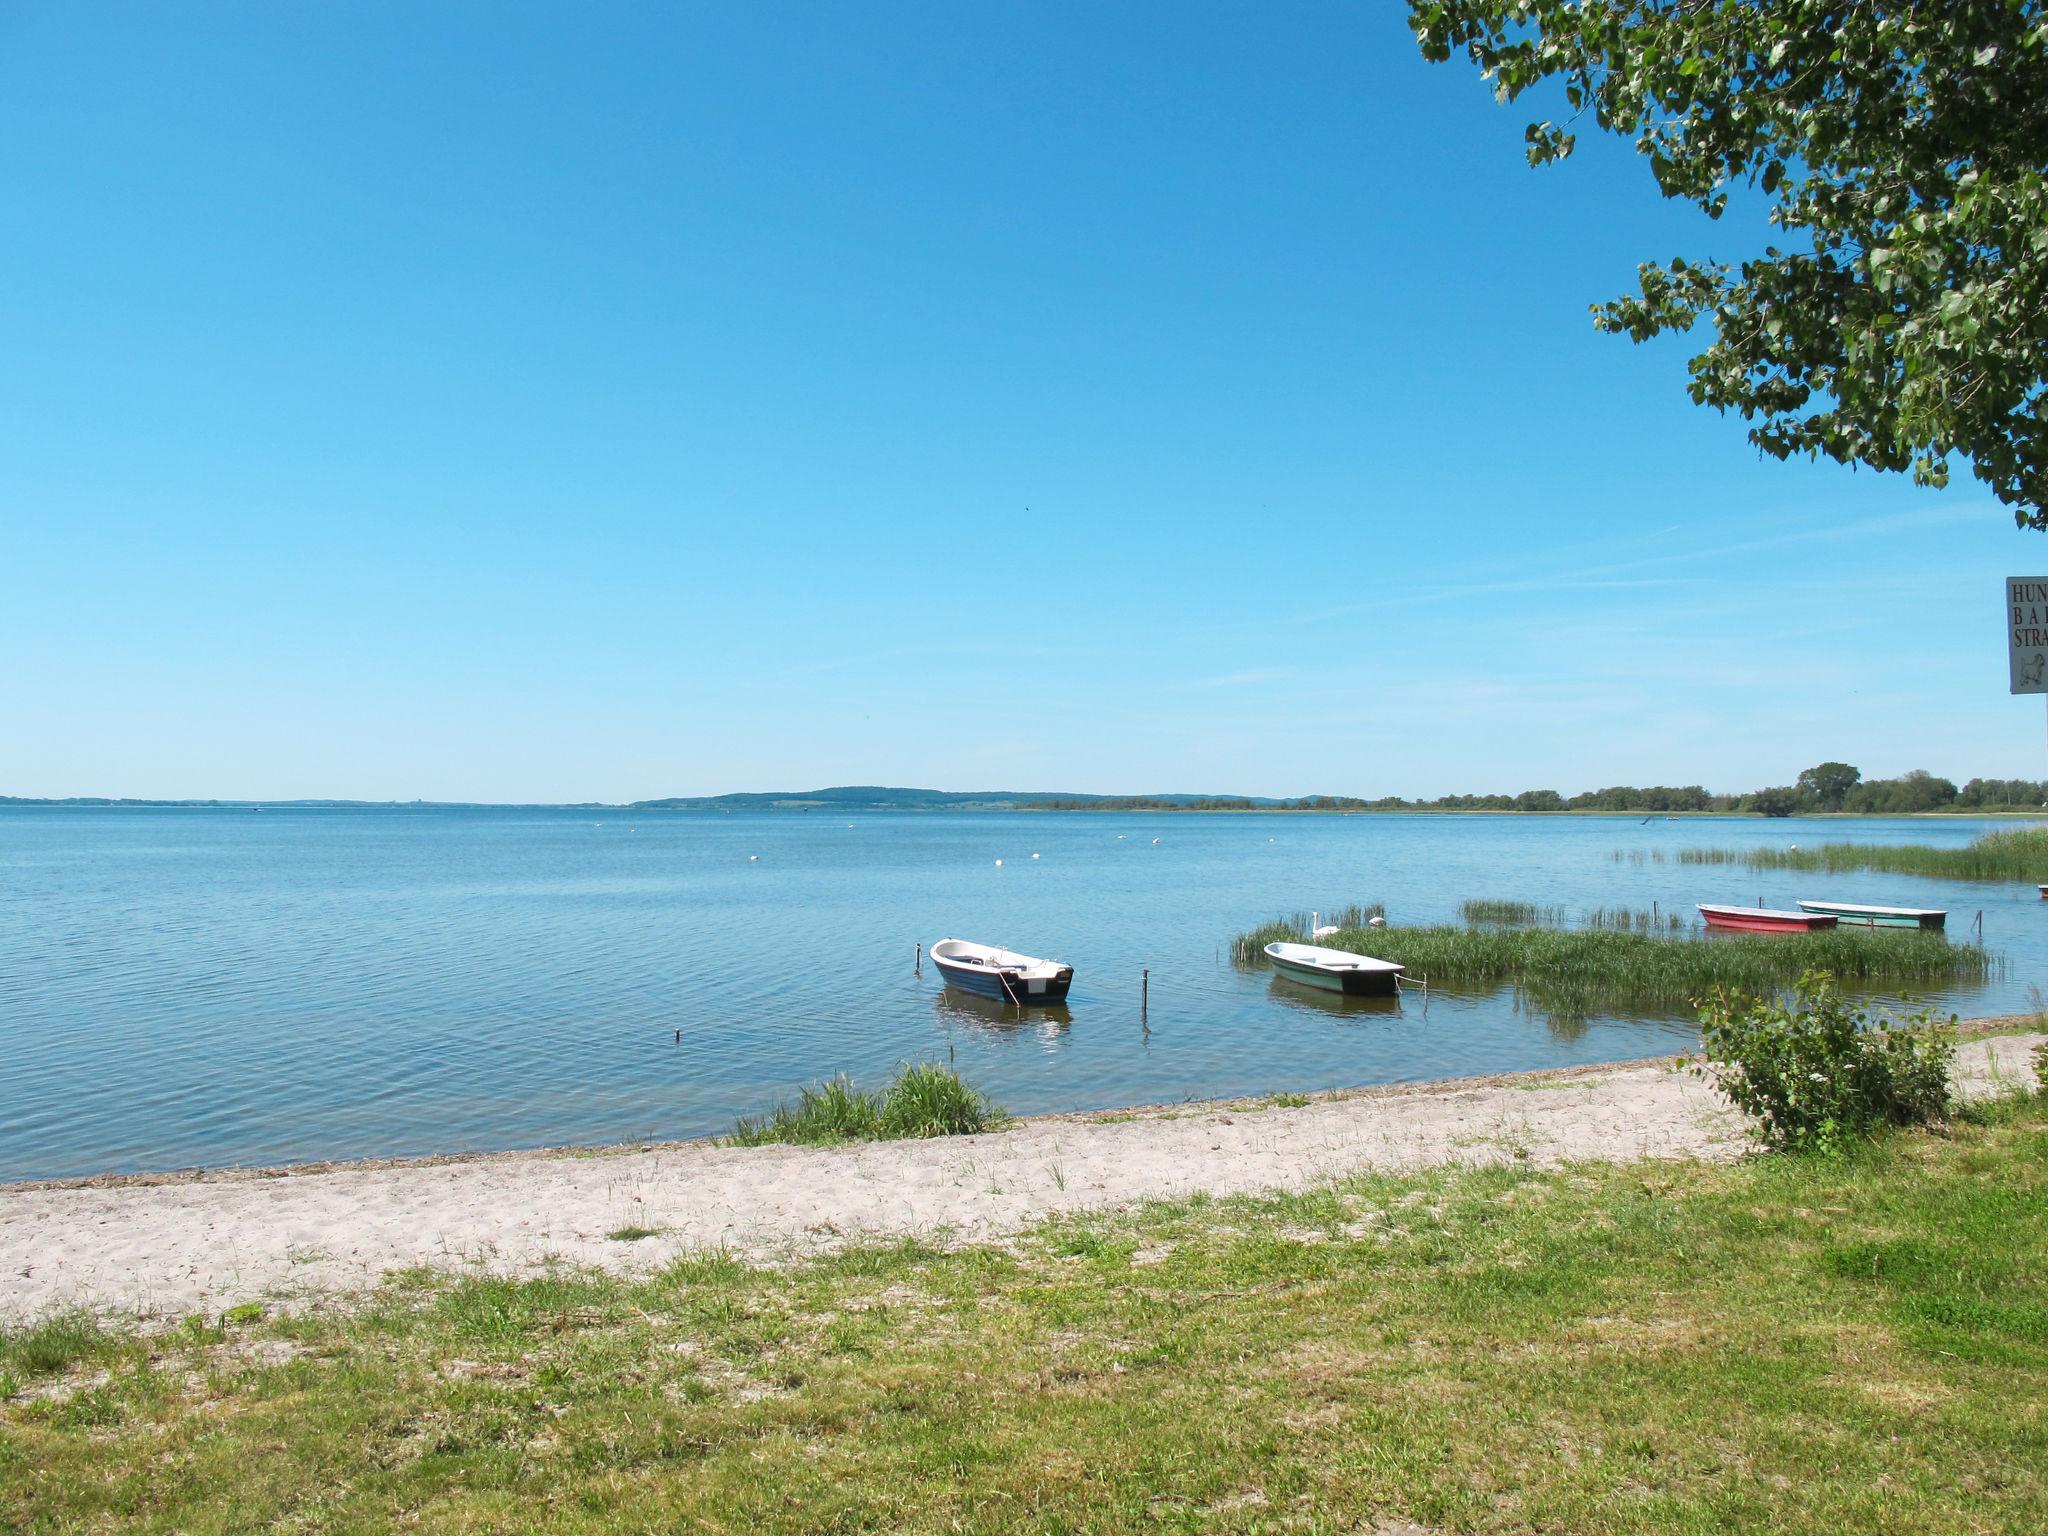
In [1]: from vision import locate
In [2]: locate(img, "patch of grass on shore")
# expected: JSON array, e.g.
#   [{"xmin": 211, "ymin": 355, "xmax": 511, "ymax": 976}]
[
  {"xmin": 5, "ymin": 1101, "xmax": 2045, "ymax": 1533},
  {"xmin": 726, "ymin": 1062, "xmax": 1000, "ymax": 1147},
  {"xmin": 1231, "ymin": 919, "xmax": 1993, "ymax": 1014},
  {"xmin": 1678, "ymin": 825, "xmax": 2048, "ymax": 882}
]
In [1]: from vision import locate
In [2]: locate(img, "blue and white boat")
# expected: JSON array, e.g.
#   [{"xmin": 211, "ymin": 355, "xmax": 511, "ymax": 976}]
[{"xmin": 929, "ymin": 938, "xmax": 1074, "ymax": 1005}]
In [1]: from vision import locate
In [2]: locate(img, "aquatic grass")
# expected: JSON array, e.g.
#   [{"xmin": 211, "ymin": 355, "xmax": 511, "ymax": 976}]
[
  {"xmin": 1460, "ymin": 898, "xmax": 1564, "ymax": 926},
  {"xmin": 1231, "ymin": 919, "xmax": 1995, "ymax": 1014},
  {"xmin": 9, "ymin": 1107, "xmax": 2048, "ymax": 1533},
  {"xmin": 726, "ymin": 1063, "xmax": 999, "ymax": 1147},
  {"xmin": 1677, "ymin": 826, "xmax": 2048, "ymax": 882},
  {"xmin": 1248, "ymin": 903, "xmax": 1385, "ymax": 943},
  {"xmin": 1583, "ymin": 904, "xmax": 1686, "ymax": 933}
]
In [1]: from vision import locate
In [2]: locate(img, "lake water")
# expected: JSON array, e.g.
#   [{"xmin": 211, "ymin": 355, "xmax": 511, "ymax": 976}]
[{"xmin": 2, "ymin": 807, "xmax": 2041, "ymax": 1181}]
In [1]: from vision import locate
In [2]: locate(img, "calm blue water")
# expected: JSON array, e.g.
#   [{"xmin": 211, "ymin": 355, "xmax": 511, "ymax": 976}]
[{"xmin": 2, "ymin": 807, "xmax": 2040, "ymax": 1181}]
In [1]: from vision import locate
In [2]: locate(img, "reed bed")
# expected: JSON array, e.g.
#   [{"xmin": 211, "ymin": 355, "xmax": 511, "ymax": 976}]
[
  {"xmin": 1674, "ymin": 827, "xmax": 2048, "ymax": 883},
  {"xmin": 1230, "ymin": 919, "xmax": 1994, "ymax": 1014},
  {"xmin": 1583, "ymin": 905, "xmax": 1686, "ymax": 933},
  {"xmin": 1460, "ymin": 899, "xmax": 1565, "ymax": 927},
  {"xmin": 1262, "ymin": 902, "xmax": 1385, "ymax": 936}
]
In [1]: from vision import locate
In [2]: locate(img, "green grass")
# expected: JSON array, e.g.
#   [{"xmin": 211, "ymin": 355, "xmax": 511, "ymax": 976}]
[
  {"xmin": 1460, "ymin": 898, "xmax": 1565, "ymax": 926},
  {"xmin": 1678, "ymin": 825, "xmax": 2048, "ymax": 882},
  {"xmin": 726, "ymin": 1062, "xmax": 1001, "ymax": 1147},
  {"xmin": 607, "ymin": 1226, "xmax": 660, "ymax": 1243},
  {"xmin": 1583, "ymin": 904, "xmax": 1686, "ymax": 933},
  {"xmin": 5, "ymin": 1101, "xmax": 2045, "ymax": 1533},
  {"xmin": 0, "ymin": 1311, "xmax": 116, "ymax": 1380},
  {"xmin": 1232, "ymin": 918, "xmax": 1994, "ymax": 1017}
]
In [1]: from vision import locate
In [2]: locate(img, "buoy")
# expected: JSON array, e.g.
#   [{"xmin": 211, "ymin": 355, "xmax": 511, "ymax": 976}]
[
  {"xmin": 1030, "ymin": 852, "xmax": 1040, "ymax": 860},
  {"xmin": 994, "ymin": 858, "xmax": 1003, "ymax": 867}
]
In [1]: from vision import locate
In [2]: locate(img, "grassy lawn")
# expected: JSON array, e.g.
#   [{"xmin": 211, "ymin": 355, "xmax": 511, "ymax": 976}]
[{"xmin": 5, "ymin": 1101, "xmax": 2046, "ymax": 1534}]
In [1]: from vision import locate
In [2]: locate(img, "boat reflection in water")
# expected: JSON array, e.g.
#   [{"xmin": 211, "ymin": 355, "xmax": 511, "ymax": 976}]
[
  {"xmin": 932, "ymin": 986, "xmax": 1074, "ymax": 1040},
  {"xmin": 1264, "ymin": 975, "xmax": 1404, "ymax": 1020}
]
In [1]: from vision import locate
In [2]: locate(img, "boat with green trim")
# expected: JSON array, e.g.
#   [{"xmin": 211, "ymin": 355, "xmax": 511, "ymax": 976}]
[
  {"xmin": 1793, "ymin": 899, "xmax": 1946, "ymax": 930},
  {"xmin": 1263, "ymin": 941, "xmax": 1404, "ymax": 996}
]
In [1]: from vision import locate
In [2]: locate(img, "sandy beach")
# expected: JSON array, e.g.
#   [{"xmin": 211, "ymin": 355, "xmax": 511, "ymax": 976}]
[{"xmin": 6, "ymin": 1030, "xmax": 2040, "ymax": 1324}]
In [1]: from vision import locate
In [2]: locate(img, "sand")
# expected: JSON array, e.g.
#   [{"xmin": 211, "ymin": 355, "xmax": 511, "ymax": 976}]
[{"xmin": 5, "ymin": 1032, "xmax": 2040, "ymax": 1323}]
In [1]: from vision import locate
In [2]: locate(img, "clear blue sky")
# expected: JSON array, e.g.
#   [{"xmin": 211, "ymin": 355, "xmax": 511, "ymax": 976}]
[{"xmin": 2, "ymin": 1, "xmax": 2040, "ymax": 801}]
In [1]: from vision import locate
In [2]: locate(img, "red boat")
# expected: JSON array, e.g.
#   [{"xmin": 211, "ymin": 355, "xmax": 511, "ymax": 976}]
[{"xmin": 1698, "ymin": 903, "xmax": 1839, "ymax": 933}]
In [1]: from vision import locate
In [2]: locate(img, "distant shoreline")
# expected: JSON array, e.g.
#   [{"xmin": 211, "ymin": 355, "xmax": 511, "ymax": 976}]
[{"xmin": 4, "ymin": 799, "xmax": 2046, "ymax": 820}]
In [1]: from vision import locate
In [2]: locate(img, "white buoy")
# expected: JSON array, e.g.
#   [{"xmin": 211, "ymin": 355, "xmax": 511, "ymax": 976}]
[
  {"xmin": 994, "ymin": 858, "xmax": 1003, "ymax": 867},
  {"xmin": 1030, "ymin": 852, "xmax": 1040, "ymax": 860}
]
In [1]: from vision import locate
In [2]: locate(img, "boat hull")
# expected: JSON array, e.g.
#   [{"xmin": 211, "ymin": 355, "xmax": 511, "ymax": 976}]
[
  {"xmin": 1794, "ymin": 901, "xmax": 1946, "ymax": 930},
  {"xmin": 1698, "ymin": 905, "xmax": 1838, "ymax": 933},
  {"xmin": 931, "ymin": 956, "xmax": 1074, "ymax": 1004},
  {"xmin": 1268, "ymin": 954, "xmax": 1401, "ymax": 997}
]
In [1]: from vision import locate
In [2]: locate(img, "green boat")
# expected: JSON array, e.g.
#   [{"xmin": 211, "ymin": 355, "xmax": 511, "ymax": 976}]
[{"xmin": 1793, "ymin": 899, "xmax": 1946, "ymax": 930}]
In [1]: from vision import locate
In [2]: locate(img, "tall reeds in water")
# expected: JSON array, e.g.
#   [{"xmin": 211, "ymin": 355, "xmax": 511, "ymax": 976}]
[
  {"xmin": 1460, "ymin": 899, "xmax": 1565, "ymax": 927},
  {"xmin": 1672, "ymin": 826, "xmax": 2048, "ymax": 882},
  {"xmin": 1229, "ymin": 918, "xmax": 1993, "ymax": 1015},
  {"xmin": 1583, "ymin": 906, "xmax": 1686, "ymax": 933}
]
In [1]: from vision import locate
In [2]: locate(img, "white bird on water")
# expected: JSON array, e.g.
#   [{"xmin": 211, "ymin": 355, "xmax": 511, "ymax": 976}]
[
  {"xmin": 1151, "ymin": 837, "xmax": 1162, "ymax": 845},
  {"xmin": 1030, "ymin": 852, "xmax": 1040, "ymax": 860},
  {"xmin": 748, "ymin": 854, "xmax": 759, "ymax": 862}
]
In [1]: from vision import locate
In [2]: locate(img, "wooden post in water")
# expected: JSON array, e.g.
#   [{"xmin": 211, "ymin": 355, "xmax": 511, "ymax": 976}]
[
  {"xmin": 915, "ymin": 943, "xmax": 922, "ymax": 976},
  {"xmin": 1141, "ymin": 968, "xmax": 1149, "ymax": 1022}
]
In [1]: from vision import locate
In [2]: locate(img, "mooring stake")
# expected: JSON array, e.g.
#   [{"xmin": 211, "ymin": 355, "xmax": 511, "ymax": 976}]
[
  {"xmin": 1142, "ymin": 967, "xmax": 1149, "ymax": 1023},
  {"xmin": 915, "ymin": 942, "xmax": 922, "ymax": 976}
]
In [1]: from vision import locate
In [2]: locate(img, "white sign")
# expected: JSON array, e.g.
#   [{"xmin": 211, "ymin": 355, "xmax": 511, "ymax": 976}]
[{"xmin": 2009, "ymin": 577, "xmax": 2048, "ymax": 693}]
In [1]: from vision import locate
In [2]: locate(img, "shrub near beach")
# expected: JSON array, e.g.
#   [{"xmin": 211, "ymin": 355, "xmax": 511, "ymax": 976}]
[
  {"xmin": 1695, "ymin": 971, "xmax": 1957, "ymax": 1155},
  {"xmin": 726, "ymin": 1063, "xmax": 999, "ymax": 1146}
]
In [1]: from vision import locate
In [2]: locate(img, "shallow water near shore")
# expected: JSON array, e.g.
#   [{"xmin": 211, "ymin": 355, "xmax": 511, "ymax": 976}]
[{"xmin": 2, "ymin": 806, "xmax": 2042, "ymax": 1181}]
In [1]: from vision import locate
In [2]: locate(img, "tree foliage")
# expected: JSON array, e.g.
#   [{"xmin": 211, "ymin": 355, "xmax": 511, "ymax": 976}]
[
  {"xmin": 1796, "ymin": 760, "xmax": 1861, "ymax": 809},
  {"xmin": 1409, "ymin": 1, "xmax": 2048, "ymax": 525}
]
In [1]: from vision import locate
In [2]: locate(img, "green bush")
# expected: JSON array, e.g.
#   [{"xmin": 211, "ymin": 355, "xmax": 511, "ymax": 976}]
[
  {"xmin": 728, "ymin": 1063, "xmax": 998, "ymax": 1146},
  {"xmin": 1695, "ymin": 970, "xmax": 1955, "ymax": 1154},
  {"xmin": 877, "ymin": 1061, "xmax": 996, "ymax": 1138}
]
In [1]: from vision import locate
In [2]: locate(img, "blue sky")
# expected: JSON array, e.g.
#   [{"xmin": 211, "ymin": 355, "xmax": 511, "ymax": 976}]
[{"xmin": 1, "ymin": 2, "xmax": 2040, "ymax": 801}]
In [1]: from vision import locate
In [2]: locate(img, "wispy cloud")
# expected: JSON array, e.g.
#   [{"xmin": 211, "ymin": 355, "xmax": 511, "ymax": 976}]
[{"xmin": 1178, "ymin": 667, "xmax": 1295, "ymax": 690}]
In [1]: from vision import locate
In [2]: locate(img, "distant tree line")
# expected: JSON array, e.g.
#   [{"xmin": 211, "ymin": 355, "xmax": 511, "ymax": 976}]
[{"xmin": 1028, "ymin": 766, "xmax": 2048, "ymax": 816}]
